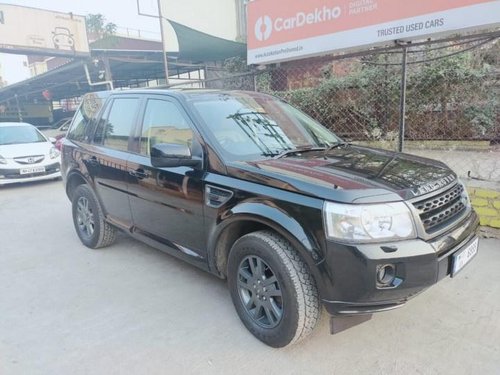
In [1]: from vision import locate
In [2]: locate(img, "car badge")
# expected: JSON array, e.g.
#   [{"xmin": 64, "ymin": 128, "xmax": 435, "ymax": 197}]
[{"xmin": 412, "ymin": 174, "xmax": 455, "ymax": 196}]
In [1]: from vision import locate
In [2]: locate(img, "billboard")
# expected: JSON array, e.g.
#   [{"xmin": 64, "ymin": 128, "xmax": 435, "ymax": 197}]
[
  {"xmin": 247, "ymin": 0, "xmax": 500, "ymax": 64},
  {"xmin": 0, "ymin": 4, "xmax": 89, "ymax": 57}
]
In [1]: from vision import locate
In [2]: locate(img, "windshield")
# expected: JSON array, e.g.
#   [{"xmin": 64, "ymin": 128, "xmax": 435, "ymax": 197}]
[
  {"xmin": 0, "ymin": 126, "xmax": 47, "ymax": 145},
  {"xmin": 191, "ymin": 93, "xmax": 341, "ymax": 160}
]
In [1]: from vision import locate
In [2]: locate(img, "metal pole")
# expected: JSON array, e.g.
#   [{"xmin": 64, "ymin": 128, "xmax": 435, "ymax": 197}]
[
  {"xmin": 14, "ymin": 94, "xmax": 22, "ymax": 122},
  {"xmin": 103, "ymin": 56, "xmax": 113, "ymax": 83},
  {"xmin": 398, "ymin": 46, "xmax": 408, "ymax": 152},
  {"xmin": 157, "ymin": 0, "xmax": 169, "ymax": 85},
  {"xmin": 84, "ymin": 64, "xmax": 114, "ymax": 90}
]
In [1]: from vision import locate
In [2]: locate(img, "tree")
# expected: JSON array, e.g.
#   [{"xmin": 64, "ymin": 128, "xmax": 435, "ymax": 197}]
[
  {"xmin": 104, "ymin": 22, "xmax": 117, "ymax": 36},
  {"xmin": 85, "ymin": 13, "xmax": 117, "ymax": 41}
]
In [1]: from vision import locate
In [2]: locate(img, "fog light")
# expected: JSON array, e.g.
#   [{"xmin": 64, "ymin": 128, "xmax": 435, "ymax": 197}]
[{"xmin": 376, "ymin": 264, "xmax": 396, "ymax": 286}]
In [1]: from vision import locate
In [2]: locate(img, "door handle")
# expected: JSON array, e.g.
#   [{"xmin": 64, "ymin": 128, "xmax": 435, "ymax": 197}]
[{"xmin": 129, "ymin": 168, "xmax": 149, "ymax": 180}]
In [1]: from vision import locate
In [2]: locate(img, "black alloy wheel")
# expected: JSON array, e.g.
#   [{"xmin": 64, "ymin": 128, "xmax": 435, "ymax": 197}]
[
  {"xmin": 76, "ymin": 196, "xmax": 95, "ymax": 238},
  {"xmin": 228, "ymin": 230, "xmax": 320, "ymax": 348},
  {"xmin": 71, "ymin": 184, "xmax": 116, "ymax": 249},
  {"xmin": 237, "ymin": 255, "xmax": 283, "ymax": 329}
]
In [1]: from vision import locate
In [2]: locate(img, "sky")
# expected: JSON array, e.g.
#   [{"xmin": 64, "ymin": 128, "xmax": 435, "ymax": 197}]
[{"xmin": 0, "ymin": 0, "xmax": 238, "ymax": 85}]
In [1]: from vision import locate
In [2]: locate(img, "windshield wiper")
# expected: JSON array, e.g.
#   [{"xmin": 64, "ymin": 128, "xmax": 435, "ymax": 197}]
[
  {"xmin": 323, "ymin": 141, "xmax": 351, "ymax": 158},
  {"xmin": 273, "ymin": 146, "xmax": 326, "ymax": 159}
]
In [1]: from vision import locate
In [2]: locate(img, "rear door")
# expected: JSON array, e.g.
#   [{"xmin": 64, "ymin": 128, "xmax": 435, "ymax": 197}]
[
  {"xmin": 89, "ymin": 95, "xmax": 141, "ymax": 227},
  {"xmin": 127, "ymin": 96, "xmax": 207, "ymax": 258}
]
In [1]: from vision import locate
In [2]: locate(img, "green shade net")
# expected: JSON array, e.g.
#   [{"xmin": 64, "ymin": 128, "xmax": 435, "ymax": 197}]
[{"xmin": 168, "ymin": 19, "xmax": 246, "ymax": 62}]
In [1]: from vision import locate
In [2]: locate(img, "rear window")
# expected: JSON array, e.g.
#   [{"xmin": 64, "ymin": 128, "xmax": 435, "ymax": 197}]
[{"xmin": 67, "ymin": 93, "xmax": 108, "ymax": 142}]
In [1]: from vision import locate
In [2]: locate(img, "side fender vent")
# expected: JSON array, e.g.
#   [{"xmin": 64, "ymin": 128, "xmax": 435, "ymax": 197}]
[{"xmin": 205, "ymin": 185, "xmax": 233, "ymax": 208}]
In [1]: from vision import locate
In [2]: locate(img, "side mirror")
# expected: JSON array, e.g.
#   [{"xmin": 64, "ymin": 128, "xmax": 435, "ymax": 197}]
[
  {"xmin": 49, "ymin": 137, "xmax": 56, "ymax": 144},
  {"xmin": 151, "ymin": 143, "xmax": 200, "ymax": 168}
]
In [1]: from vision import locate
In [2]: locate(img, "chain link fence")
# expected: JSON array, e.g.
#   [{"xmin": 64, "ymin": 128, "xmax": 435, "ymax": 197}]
[{"xmin": 175, "ymin": 33, "xmax": 500, "ymax": 183}]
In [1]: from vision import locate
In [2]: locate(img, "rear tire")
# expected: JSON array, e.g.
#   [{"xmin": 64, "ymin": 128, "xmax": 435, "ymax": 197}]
[
  {"xmin": 71, "ymin": 184, "xmax": 116, "ymax": 249},
  {"xmin": 227, "ymin": 230, "xmax": 320, "ymax": 347}
]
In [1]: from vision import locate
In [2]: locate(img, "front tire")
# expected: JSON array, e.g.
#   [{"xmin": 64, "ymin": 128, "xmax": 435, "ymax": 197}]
[
  {"xmin": 71, "ymin": 184, "xmax": 116, "ymax": 249},
  {"xmin": 227, "ymin": 230, "xmax": 320, "ymax": 347}
]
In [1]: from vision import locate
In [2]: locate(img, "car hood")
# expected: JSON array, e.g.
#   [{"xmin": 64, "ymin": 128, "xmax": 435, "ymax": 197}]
[
  {"xmin": 225, "ymin": 146, "xmax": 456, "ymax": 203},
  {"xmin": 0, "ymin": 142, "xmax": 53, "ymax": 158}
]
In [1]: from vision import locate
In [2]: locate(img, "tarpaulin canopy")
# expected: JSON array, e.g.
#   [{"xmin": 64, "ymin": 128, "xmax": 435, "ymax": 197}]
[
  {"xmin": 90, "ymin": 21, "xmax": 247, "ymax": 62},
  {"xmin": 169, "ymin": 20, "xmax": 246, "ymax": 62}
]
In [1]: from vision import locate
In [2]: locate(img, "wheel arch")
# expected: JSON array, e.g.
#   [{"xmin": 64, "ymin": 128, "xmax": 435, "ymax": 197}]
[
  {"xmin": 65, "ymin": 170, "xmax": 90, "ymax": 201},
  {"xmin": 208, "ymin": 202, "xmax": 323, "ymax": 280}
]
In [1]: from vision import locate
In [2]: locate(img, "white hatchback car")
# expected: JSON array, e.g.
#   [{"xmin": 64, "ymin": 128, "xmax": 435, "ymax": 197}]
[{"xmin": 0, "ymin": 122, "xmax": 61, "ymax": 185}]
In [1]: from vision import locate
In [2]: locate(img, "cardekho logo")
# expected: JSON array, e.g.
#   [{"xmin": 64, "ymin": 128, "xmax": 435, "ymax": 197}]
[
  {"xmin": 255, "ymin": 15, "xmax": 273, "ymax": 41},
  {"xmin": 254, "ymin": 6, "xmax": 343, "ymax": 42}
]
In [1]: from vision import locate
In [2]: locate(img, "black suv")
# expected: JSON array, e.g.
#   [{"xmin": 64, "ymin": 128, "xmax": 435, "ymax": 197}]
[{"xmin": 62, "ymin": 90, "xmax": 479, "ymax": 347}]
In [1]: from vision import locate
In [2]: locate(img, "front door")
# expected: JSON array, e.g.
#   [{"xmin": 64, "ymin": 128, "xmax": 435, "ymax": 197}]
[{"xmin": 127, "ymin": 97, "xmax": 206, "ymax": 259}]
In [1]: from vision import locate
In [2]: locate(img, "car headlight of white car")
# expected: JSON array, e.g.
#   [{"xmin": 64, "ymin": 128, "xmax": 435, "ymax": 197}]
[
  {"xmin": 0, "ymin": 154, "xmax": 7, "ymax": 164},
  {"xmin": 49, "ymin": 147, "xmax": 60, "ymax": 159},
  {"xmin": 323, "ymin": 201, "xmax": 416, "ymax": 243}
]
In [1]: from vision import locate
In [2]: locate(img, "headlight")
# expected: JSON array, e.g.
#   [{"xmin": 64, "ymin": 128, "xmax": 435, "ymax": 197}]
[
  {"xmin": 49, "ymin": 147, "xmax": 60, "ymax": 159},
  {"xmin": 323, "ymin": 201, "xmax": 416, "ymax": 243},
  {"xmin": 0, "ymin": 155, "xmax": 7, "ymax": 164}
]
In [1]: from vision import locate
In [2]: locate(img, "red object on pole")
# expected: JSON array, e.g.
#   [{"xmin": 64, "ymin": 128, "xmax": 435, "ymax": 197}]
[{"xmin": 42, "ymin": 89, "xmax": 52, "ymax": 101}]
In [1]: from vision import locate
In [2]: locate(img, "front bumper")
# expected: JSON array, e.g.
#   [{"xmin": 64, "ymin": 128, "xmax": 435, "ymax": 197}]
[
  {"xmin": 321, "ymin": 210, "xmax": 480, "ymax": 316},
  {"xmin": 0, "ymin": 162, "xmax": 61, "ymax": 185}
]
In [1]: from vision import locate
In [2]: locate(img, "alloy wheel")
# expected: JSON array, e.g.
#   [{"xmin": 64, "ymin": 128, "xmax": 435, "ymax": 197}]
[
  {"xmin": 76, "ymin": 196, "xmax": 95, "ymax": 238},
  {"xmin": 237, "ymin": 255, "xmax": 283, "ymax": 328}
]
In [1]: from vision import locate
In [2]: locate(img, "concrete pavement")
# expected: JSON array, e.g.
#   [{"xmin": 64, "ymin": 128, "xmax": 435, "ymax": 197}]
[{"xmin": 0, "ymin": 181, "xmax": 499, "ymax": 375}]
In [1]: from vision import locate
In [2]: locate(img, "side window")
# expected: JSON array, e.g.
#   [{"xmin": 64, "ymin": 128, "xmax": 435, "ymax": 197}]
[
  {"xmin": 140, "ymin": 99, "xmax": 193, "ymax": 156},
  {"xmin": 67, "ymin": 93, "xmax": 107, "ymax": 142},
  {"xmin": 66, "ymin": 108, "xmax": 87, "ymax": 142},
  {"xmin": 94, "ymin": 97, "xmax": 140, "ymax": 151}
]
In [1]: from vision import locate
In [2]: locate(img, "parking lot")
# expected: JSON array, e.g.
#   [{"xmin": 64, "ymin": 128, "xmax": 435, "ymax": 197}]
[{"xmin": 1, "ymin": 180, "xmax": 499, "ymax": 375}]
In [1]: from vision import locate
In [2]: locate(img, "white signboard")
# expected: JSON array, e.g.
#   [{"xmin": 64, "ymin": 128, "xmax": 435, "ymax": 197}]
[
  {"xmin": 248, "ymin": 0, "xmax": 500, "ymax": 65},
  {"xmin": 0, "ymin": 3, "xmax": 89, "ymax": 57}
]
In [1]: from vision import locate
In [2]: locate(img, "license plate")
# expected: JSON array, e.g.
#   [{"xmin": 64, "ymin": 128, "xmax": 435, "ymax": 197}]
[
  {"xmin": 20, "ymin": 166, "xmax": 46, "ymax": 175},
  {"xmin": 451, "ymin": 237, "xmax": 479, "ymax": 276}
]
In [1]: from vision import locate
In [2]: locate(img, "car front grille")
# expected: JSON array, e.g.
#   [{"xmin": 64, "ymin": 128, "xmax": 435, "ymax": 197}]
[
  {"xmin": 413, "ymin": 183, "xmax": 467, "ymax": 233},
  {"xmin": 14, "ymin": 155, "xmax": 45, "ymax": 164}
]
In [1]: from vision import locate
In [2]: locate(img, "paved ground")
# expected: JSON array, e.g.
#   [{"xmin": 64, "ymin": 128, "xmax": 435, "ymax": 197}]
[{"xmin": 1, "ymin": 181, "xmax": 499, "ymax": 375}]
